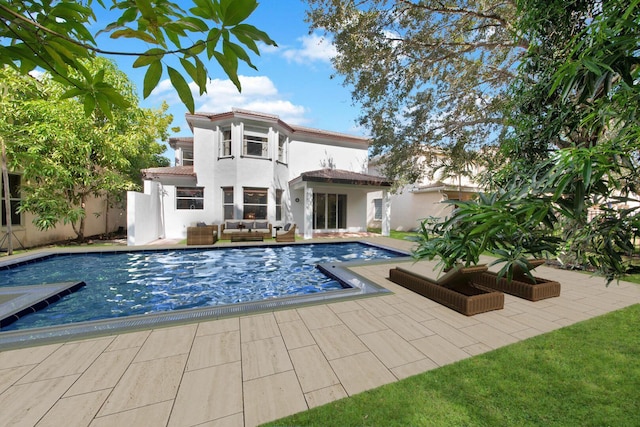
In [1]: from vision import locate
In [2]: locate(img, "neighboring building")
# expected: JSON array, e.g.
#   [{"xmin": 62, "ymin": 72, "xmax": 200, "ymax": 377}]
[
  {"xmin": 368, "ymin": 156, "xmax": 482, "ymax": 231},
  {"xmin": 127, "ymin": 109, "xmax": 392, "ymax": 245},
  {"xmin": 1, "ymin": 172, "xmax": 125, "ymax": 250}
]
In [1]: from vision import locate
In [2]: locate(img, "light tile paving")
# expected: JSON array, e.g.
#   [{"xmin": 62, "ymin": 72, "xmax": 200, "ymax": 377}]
[
  {"xmin": 0, "ymin": 236, "xmax": 639, "ymax": 427},
  {"xmin": 168, "ymin": 362, "xmax": 243, "ymax": 426},
  {"xmin": 278, "ymin": 319, "xmax": 316, "ymax": 350},
  {"xmin": 329, "ymin": 351, "xmax": 397, "ymax": 395},
  {"xmin": 289, "ymin": 345, "xmax": 340, "ymax": 393}
]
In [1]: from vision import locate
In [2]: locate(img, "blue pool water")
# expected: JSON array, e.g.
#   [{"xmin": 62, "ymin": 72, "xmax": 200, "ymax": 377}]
[{"xmin": 0, "ymin": 242, "xmax": 404, "ymax": 331}]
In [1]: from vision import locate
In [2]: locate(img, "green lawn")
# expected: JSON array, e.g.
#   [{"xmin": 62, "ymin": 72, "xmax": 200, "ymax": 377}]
[
  {"xmin": 368, "ymin": 227, "xmax": 418, "ymax": 241},
  {"xmin": 265, "ymin": 304, "xmax": 640, "ymax": 427}
]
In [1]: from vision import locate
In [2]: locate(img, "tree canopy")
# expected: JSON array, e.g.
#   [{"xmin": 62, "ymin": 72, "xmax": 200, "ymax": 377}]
[
  {"xmin": 0, "ymin": 0, "xmax": 277, "ymax": 117},
  {"xmin": 413, "ymin": 0, "xmax": 639, "ymax": 282},
  {"xmin": 0, "ymin": 59, "xmax": 172, "ymax": 242},
  {"xmin": 304, "ymin": 0, "xmax": 525, "ymax": 185}
]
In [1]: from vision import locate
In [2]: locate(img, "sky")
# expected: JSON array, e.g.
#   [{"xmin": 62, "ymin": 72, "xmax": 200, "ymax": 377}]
[{"xmin": 95, "ymin": 0, "xmax": 364, "ymax": 163}]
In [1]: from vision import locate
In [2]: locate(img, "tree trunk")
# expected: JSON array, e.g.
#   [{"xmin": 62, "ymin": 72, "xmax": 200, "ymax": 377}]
[
  {"xmin": 1, "ymin": 137, "xmax": 13, "ymax": 255},
  {"xmin": 78, "ymin": 194, "xmax": 87, "ymax": 241}
]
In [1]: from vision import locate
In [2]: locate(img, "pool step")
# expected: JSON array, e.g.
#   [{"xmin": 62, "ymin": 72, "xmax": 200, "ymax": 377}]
[{"xmin": 0, "ymin": 281, "xmax": 86, "ymax": 328}]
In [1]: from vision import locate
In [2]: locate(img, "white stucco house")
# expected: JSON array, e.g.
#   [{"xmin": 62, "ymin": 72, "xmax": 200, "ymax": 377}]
[
  {"xmin": 127, "ymin": 109, "xmax": 392, "ymax": 245},
  {"xmin": 367, "ymin": 156, "xmax": 483, "ymax": 232}
]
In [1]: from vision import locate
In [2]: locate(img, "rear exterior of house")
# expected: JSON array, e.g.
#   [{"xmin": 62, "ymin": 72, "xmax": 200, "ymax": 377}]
[{"xmin": 127, "ymin": 109, "xmax": 392, "ymax": 245}]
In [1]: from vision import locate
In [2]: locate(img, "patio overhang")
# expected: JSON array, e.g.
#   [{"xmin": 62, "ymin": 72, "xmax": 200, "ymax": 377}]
[
  {"xmin": 141, "ymin": 166, "xmax": 197, "ymax": 186},
  {"xmin": 289, "ymin": 168, "xmax": 393, "ymax": 190}
]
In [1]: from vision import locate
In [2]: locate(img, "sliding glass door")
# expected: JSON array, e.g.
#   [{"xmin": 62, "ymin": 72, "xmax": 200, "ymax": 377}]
[{"xmin": 313, "ymin": 193, "xmax": 346, "ymax": 230}]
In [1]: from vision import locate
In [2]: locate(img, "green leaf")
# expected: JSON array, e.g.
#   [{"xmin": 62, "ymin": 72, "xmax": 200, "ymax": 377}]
[
  {"xmin": 143, "ymin": 61, "xmax": 163, "ymax": 98},
  {"xmin": 193, "ymin": 56, "xmax": 208, "ymax": 94},
  {"xmin": 187, "ymin": 42, "xmax": 206, "ymax": 56},
  {"xmin": 135, "ymin": 0, "xmax": 155, "ymax": 21},
  {"xmin": 231, "ymin": 24, "xmax": 277, "ymax": 46},
  {"xmin": 179, "ymin": 17, "xmax": 209, "ymax": 32},
  {"xmin": 206, "ymin": 28, "xmax": 221, "ymax": 58},
  {"xmin": 191, "ymin": 0, "xmax": 218, "ymax": 21},
  {"xmin": 83, "ymin": 94, "xmax": 96, "ymax": 117},
  {"xmin": 60, "ymin": 88, "xmax": 85, "ymax": 100},
  {"xmin": 132, "ymin": 48, "xmax": 165, "ymax": 68},
  {"xmin": 223, "ymin": 40, "xmax": 256, "ymax": 70},
  {"xmin": 179, "ymin": 57, "xmax": 198, "ymax": 82},
  {"xmin": 219, "ymin": 0, "xmax": 258, "ymax": 26},
  {"xmin": 111, "ymin": 29, "xmax": 157, "ymax": 44},
  {"xmin": 167, "ymin": 66, "xmax": 194, "ymax": 112},
  {"xmin": 214, "ymin": 52, "xmax": 241, "ymax": 91},
  {"xmin": 231, "ymin": 27, "xmax": 259, "ymax": 55},
  {"xmin": 95, "ymin": 93, "xmax": 113, "ymax": 119}
]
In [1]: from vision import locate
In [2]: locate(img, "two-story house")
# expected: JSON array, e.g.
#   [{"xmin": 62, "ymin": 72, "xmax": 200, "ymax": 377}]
[{"xmin": 127, "ymin": 109, "xmax": 392, "ymax": 245}]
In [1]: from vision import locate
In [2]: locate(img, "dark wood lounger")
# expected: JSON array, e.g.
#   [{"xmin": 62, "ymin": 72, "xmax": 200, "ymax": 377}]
[{"xmin": 388, "ymin": 265, "xmax": 504, "ymax": 316}]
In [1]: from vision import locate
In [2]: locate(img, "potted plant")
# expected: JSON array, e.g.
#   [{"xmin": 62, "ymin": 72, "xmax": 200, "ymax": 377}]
[{"xmin": 411, "ymin": 189, "xmax": 561, "ymax": 301}]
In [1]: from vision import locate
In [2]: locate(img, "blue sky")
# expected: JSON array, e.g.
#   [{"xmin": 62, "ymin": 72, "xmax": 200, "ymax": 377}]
[{"xmin": 95, "ymin": 1, "xmax": 363, "ymax": 162}]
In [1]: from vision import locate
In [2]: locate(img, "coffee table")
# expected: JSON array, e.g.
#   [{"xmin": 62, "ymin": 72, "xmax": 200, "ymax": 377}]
[{"xmin": 230, "ymin": 233, "xmax": 264, "ymax": 242}]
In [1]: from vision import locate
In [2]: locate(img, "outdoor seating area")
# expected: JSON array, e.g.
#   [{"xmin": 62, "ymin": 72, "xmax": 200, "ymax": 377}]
[
  {"xmin": 388, "ymin": 264, "xmax": 505, "ymax": 316},
  {"xmin": 389, "ymin": 259, "xmax": 562, "ymax": 315},
  {"xmin": 220, "ymin": 220, "xmax": 272, "ymax": 240},
  {"xmin": 186, "ymin": 221, "xmax": 298, "ymax": 245}
]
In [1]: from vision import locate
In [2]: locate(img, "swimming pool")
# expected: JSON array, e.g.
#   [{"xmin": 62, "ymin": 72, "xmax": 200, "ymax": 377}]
[{"xmin": 0, "ymin": 242, "xmax": 407, "ymax": 344}]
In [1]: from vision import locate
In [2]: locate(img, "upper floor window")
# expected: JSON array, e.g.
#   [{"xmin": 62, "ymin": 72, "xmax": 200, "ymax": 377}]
[
  {"xmin": 1, "ymin": 173, "xmax": 22, "ymax": 226},
  {"xmin": 278, "ymin": 134, "xmax": 287, "ymax": 163},
  {"xmin": 220, "ymin": 128, "xmax": 232, "ymax": 157},
  {"xmin": 182, "ymin": 150, "xmax": 193, "ymax": 166},
  {"xmin": 243, "ymin": 187, "xmax": 267, "ymax": 219},
  {"xmin": 243, "ymin": 129, "xmax": 268, "ymax": 158},
  {"xmin": 176, "ymin": 187, "xmax": 204, "ymax": 210},
  {"xmin": 222, "ymin": 187, "xmax": 234, "ymax": 219}
]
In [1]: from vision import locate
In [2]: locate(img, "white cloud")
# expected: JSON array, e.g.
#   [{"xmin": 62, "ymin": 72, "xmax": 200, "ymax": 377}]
[
  {"xmin": 150, "ymin": 78, "xmax": 176, "ymax": 97},
  {"xmin": 153, "ymin": 74, "xmax": 308, "ymax": 125},
  {"xmin": 281, "ymin": 32, "xmax": 337, "ymax": 64}
]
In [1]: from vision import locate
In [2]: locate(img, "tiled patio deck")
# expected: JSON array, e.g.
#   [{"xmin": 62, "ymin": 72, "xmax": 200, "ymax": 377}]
[{"xmin": 1, "ymin": 237, "xmax": 639, "ymax": 426}]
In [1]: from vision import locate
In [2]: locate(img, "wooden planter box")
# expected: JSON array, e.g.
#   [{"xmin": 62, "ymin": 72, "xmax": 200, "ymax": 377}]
[
  {"xmin": 389, "ymin": 268, "xmax": 504, "ymax": 316},
  {"xmin": 475, "ymin": 272, "xmax": 561, "ymax": 302}
]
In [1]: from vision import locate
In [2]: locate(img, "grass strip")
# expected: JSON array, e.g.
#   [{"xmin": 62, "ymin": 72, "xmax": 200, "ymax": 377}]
[{"xmin": 265, "ymin": 304, "xmax": 640, "ymax": 426}]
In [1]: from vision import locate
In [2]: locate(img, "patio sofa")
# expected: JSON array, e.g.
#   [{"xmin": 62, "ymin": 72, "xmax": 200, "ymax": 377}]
[{"xmin": 220, "ymin": 220, "xmax": 272, "ymax": 239}]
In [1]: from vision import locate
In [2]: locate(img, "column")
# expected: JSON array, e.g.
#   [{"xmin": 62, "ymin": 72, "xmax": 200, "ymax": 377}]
[
  {"xmin": 304, "ymin": 184, "xmax": 314, "ymax": 239},
  {"xmin": 381, "ymin": 189, "xmax": 390, "ymax": 237}
]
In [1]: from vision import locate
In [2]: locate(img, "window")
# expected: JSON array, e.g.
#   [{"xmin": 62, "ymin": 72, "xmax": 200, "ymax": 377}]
[
  {"xmin": 222, "ymin": 187, "xmax": 234, "ymax": 219},
  {"xmin": 220, "ymin": 128, "xmax": 232, "ymax": 157},
  {"xmin": 176, "ymin": 187, "xmax": 204, "ymax": 210},
  {"xmin": 278, "ymin": 134, "xmax": 287, "ymax": 162},
  {"xmin": 373, "ymin": 198, "xmax": 383, "ymax": 220},
  {"xmin": 1, "ymin": 173, "xmax": 22, "ymax": 226},
  {"xmin": 182, "ymin": 150, "xmax": 193, "ymax": 166},
  {"xmin": 243, "ymin": 187, "xmax": 267, "ymax": 220},
  {"xmin": 243, "ymin": 129, "xmax": 268, "ymax": 158},
  {"xmin": 275, "ymin": 189, "xmax": 283, "ymax": 221}
]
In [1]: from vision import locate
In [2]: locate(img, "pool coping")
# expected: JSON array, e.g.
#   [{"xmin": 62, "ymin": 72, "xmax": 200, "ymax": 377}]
[{"xmin": 0, "ymin": 241, "xmax": 411, "ymax": 349}]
